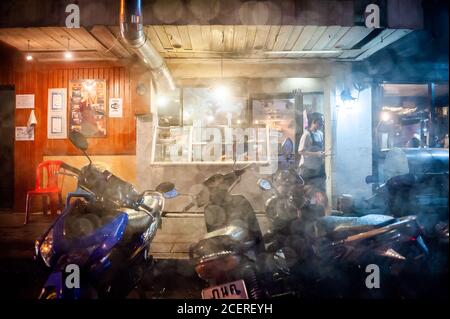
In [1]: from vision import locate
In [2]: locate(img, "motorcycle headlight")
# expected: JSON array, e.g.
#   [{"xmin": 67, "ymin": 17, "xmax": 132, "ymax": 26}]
[{"xmin": 39, "ymin": 230, "xmax": 54, "ymax": 267}]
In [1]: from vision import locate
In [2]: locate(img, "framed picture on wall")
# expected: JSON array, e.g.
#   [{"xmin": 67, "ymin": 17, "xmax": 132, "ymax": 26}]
[
  {"xmin": 51, "ymin": 92, "xmax": 63, "ymax": 110},
  {"xmin": 51, "ymin": 116, "xmax": 63, "ymax": 134},
  {"xmin": 47, "ymin": 88, "xmax": 67, "ymax": 139},
  {"xmin": 68, "ymin": 79, "xmax": 107, "ymax": 137}
]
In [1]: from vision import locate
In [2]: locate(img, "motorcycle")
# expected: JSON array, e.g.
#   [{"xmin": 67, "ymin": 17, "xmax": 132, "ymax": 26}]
[
  {"xmin": 34, "ymin": 131, "xmax": 175, "ymax": 299},
  {"xmin": 365, "ymin": 172, "xmax": 449, "ymax": 239},
  {"xmin": 257, "ymin": 174, "xmax": 430, "ymax": 293},
  {"xmin": 182, "ymin": 162, "xmax": 277, "ymax": 299}
]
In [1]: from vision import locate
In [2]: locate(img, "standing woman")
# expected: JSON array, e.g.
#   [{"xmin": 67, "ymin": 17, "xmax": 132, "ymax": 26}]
[{"xmin": 298, "ymin": 112, "xmax": 326, "ymax": 191}]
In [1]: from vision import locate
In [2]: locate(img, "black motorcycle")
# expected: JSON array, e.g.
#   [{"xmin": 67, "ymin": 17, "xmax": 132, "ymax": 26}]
[
  {"xmin": 256, "ymin": 140, "xmax": 430, "ymax": 296},
  {"xmin": 182, "ymin": 162, "xmax": 277, "ymax": 299}
]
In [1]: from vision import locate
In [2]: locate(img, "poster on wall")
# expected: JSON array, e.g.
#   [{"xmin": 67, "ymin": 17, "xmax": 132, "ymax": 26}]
[
  {"xmin": 15, "ymin": 126, "xmax": 34, "ymax": 141},
  {"xmin": 47, "ymin": 88, "xmax": 67, "ymax": 139},
  {"xmin": 16, "ymin": 94, "xmax": 35, "ymax": 109},
  {"xmin": 108, "ymin": 98, "xmax": 123, "ymax": 118},
  {"xmin": 69, "ymin": 79, "xmax": 107, "ymax": 137}
]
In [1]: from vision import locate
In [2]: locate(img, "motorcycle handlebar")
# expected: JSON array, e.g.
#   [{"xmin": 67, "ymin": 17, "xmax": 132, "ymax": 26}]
[{"xmin": 60, "ymin": 162, "xmax": 81, "ymax": 175}]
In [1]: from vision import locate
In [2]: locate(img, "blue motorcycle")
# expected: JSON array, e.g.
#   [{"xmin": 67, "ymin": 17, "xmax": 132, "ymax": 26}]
[{"xmin": 34, "ymin": 131, "xmax": 175, "ymax": 299}]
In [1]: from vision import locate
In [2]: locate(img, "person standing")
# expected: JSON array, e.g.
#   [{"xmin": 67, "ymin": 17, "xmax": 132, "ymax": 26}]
[{"xmin": 298, "ymin": 112, "xmax": 326, "ymax": 191}]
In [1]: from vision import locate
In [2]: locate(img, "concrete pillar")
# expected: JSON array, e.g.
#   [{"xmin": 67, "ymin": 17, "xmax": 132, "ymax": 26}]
[{"xmin": 323, "ymin": 75, "xmax": 337, "ymax": 208}]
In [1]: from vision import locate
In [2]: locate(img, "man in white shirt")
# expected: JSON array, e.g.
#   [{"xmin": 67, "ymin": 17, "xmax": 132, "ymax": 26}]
[{"xmin": 298, "ymin": 112, "xmax": 326, "ymax": 191}]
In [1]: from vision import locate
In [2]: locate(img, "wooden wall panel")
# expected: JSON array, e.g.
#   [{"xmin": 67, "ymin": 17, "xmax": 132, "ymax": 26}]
[
  {"xmin": 1, "ymin": 43, "xmax": 140, "ymax": 211},
  {"xmin": 41, "ymin": 63, "xmax": 135, "ymax": 156}
]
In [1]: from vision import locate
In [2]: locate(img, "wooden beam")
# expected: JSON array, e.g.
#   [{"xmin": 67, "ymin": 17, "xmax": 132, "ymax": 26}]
[
  {"xmin": 166, "ymin": 58, "xmax": 333, "ymax": 78},
  {"xmin": 355, "ymin": 29, "xmax": 412, "ymax": 61}
]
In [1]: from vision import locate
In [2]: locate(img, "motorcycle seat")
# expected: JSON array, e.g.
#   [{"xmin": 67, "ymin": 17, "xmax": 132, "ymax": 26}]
[
  {"xmin": 190, "ymin": 225, "xmax": 257, "ymax": 259},
  {"xmin": 203, "ymin": 224, "xmax": 250, "ymax": 242},
  {"xmin": 317, "ymin": 214, "xmax": 395, "ymax": 238},
  {"xmin": 120, "ymin": 207, "xmax": 153, "ymax": 238}
]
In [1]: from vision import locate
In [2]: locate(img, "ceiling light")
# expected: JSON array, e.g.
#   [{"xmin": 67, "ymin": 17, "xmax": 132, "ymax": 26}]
[
  {"xmin": 25, "ymin": 40, "xmax": 33, "ymax": 61},
  {"xmin": 64, "ymin": 38, "xmax": 72, "ymax": 59}
]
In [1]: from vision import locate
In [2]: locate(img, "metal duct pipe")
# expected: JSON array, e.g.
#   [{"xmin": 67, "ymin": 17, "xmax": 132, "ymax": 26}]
[{"xmin": 120, "ymin": 0, "xmax": 175, "ymax": 92}]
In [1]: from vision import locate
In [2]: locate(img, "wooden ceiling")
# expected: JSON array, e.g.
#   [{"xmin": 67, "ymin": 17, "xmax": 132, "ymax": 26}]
[{"xmin": 0, "ymin": 25, "xmax": 412, "ymax": 62}]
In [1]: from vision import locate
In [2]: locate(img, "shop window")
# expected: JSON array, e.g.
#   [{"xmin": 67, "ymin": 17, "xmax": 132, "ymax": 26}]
[
  {"xmin": 152, "ymin": 87, "xmax": 271, "ymax": 164},
  {"xmin": 376, "ymin": 83, "xmax": 449, "ymax": 150},
  {"xmin": 182, "ymin": 87, "xmax": 248, "ymax": 126}
]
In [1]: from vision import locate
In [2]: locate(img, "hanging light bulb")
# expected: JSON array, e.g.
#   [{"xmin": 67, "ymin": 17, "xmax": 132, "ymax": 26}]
[
  {"xmin": 25, "ymin": 40, "xmax": 33, "ymax": 61},
  {"xmin": 211, "ymin": 48, "xmax": 230, "ymax": 102},
  {"xmin": 64, "ymin": 38, "xmax": 72, "ymax": 59},
  {"xmin": 64, "ymin": 51, "xmax": 73, "ymax": 59}
]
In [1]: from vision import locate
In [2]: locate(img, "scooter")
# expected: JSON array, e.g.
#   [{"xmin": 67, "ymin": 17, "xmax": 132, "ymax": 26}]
[
  {"xmin": 257, "ymin": 176, "xmax": 430, "ymax": 287},
  {"xmin": 365, "ymin": 172, "xmax": 449, "ymax": 239},
  {"xmin": 183, "ymin": 162, "xmax": 274, "ymax": 299},
  {"xmin": 255, "ymin": 138, "xmax": 430, "ymax": 295},
  {"xmin": 34, "ymin": 131, "xmax": 175, "ymax": 299}
]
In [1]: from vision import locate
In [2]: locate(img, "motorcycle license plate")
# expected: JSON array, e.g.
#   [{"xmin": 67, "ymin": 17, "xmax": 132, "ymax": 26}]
[{"xmin": 202, "ymin": 279, "xmax": 248, "ymax": 299}]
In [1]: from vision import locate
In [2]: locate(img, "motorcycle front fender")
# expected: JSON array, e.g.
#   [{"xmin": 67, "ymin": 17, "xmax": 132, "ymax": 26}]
[
  {"xmin": 39, "ymin": 270, "xmax": 82, "ymax": 299},
  {"xmin": 39, "ymin": 271, "xmax": 63, "ymax": 299}
]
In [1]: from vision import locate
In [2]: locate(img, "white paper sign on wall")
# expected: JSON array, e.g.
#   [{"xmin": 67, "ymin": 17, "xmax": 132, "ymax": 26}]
[
  {"xmin": 48, "ymin": 88, "xmax": 68, "ymax": 139},
  {"xmin": 16, "ymin": 94, "xmax": 35, "ymax": 109},
  {"xmin": 109, "ymin": 98, "xmax": 123, "ymax": 118},
  {"xmin": 15, "ymin": 126, "xmax": 34, "ymax": 141}
]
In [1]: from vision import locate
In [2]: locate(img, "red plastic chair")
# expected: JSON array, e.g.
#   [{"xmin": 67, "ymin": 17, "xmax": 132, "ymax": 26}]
[{"xmin": 24, "ymin": 160, "xmax": 65, "ymax": 224}]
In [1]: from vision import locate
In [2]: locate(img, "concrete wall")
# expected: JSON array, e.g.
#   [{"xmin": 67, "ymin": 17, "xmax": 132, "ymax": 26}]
[{"xmin": 330, "ymin": 81, "xmax": 373, "ymax": 207}]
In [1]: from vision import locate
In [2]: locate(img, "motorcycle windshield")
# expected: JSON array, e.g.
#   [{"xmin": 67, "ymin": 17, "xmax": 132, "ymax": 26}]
[{"xmin": 52, "ymin": 208, "xmax": 128, "ymax": 257}]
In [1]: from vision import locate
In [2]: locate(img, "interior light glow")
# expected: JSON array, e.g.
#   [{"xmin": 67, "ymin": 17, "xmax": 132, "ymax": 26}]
[
  {"xmin": 26, "ymin": 54, "xmax": 33, "ymax": 61},
  {"xmin": 156, "ymin": 95, "xmax": 169, "ymax": 107},
  {"xmin": 64, "ymin": 51, "xmax": 73, "ymax": 59},
  {"xmin": 212, "ymin": 85, "xmax": 229, "ymax": 101},
  {"xmin": 381, "ymin": 112, "xmax": 391, "ymax": 122}
]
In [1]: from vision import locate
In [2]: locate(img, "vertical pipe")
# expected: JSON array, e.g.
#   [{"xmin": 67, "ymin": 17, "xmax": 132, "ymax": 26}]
[{"xmin": 429, "ymin": 82, "xmax": 436, "ymax": 147}]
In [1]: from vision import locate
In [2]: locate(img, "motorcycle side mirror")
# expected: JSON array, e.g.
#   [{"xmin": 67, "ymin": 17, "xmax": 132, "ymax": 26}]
[
  {"xmin": 258, "ymin": 178, "xmax": 272, "ymax": 191},
  {"xmin": 365, "ymin": 175, "xmax": 378, "ymax": 184},
  {"xmin": 69, "ymin": 131, "xmax": 92, "ymax": 165},
  {"xmin": 156, "ymin": 182, "xmax": 178, "ymax": 199},
  {"xmin": 69, "ymin": 131, "xmax": 88, "ymax": 151}
]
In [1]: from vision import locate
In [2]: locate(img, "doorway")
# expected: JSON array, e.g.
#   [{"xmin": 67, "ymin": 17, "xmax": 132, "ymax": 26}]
[{"xmin": 0, "ymin": 85, "xmax": 14, "ymax": 210}]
